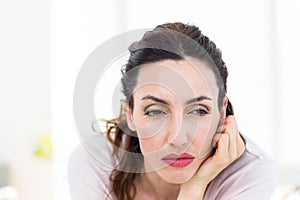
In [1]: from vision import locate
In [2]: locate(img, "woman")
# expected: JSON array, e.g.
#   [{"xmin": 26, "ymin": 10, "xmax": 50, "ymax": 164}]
[{"xmin": 68, "ymin": 22, "xmax": 276, "ymax": 200}]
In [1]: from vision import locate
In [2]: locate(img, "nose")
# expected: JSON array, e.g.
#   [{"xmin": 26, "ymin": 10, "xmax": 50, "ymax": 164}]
[{"xmin": 167, "ymin": 115, "xmax": 189, "ymax": 147}]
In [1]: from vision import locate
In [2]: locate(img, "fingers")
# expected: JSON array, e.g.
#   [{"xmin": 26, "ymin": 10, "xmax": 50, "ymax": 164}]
[
  {"xmin": 224, "ymin": 115, "xmax": 238, "ymax": 159},
  {"xmin": 225, "ymin": 115, "xmax": 246, "ymax": 158},
  {"xmin": 192, "ymin": 133, "xmax": 231, "ymax": 183},
  {"xmin": 214, "ymin": 133, "xmax": 230, "ymax": 167},
  {"xmin": 190, "ymin": 115, "xmax": 245, "ymax": 185},
  {"xmin": 216, "ymin": 118, "xmax": 225, "ymax": 133},
  {"xmin": 214, "ymin": 115, "xmax": 245, "ymax": 163}
]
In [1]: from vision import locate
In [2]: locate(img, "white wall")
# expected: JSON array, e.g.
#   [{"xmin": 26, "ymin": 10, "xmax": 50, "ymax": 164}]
[
  {"xmin": 50, "ymin": 0, "xmax": 122, "ymax": 199},
  {"xmin": 0, "ymin": 0, "xmax": 52, "ymax": 199},
  {"xmin": 275, "ymin": 0, "xmax": 300, "ymax": 186},
  {"xmin": 2, "ymin": 0, "xmax": 299, "ymax": 199},
  {"xmin": 52, "ymin": 1, "xmax": 300, "ymax": 199}
]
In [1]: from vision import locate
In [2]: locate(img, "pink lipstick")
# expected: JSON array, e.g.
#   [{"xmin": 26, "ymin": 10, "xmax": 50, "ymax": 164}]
[{"xmin": 162, "ymin": 153, "xmax": 195, "ymax": 168}]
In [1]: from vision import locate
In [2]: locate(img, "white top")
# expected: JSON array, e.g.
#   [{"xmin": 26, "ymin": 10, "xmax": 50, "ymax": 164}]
[{"xmin": 68, "ymin": 133, "xmax": 277, "ymax": 200}]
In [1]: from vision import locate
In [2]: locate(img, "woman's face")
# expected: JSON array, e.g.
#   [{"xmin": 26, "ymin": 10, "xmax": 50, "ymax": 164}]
[{"xmin": 126, "ymin": 58, "xmax": 226, "ymax": 184}]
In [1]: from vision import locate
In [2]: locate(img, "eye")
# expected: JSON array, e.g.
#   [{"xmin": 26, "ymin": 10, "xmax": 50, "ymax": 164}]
[
  {"xmin": 188, "ymin": 107, "xmax": 209, "ymax": 116},
  {"xmin": 144, "ymin": 109, "xmax": 166, "ymax": 117}
]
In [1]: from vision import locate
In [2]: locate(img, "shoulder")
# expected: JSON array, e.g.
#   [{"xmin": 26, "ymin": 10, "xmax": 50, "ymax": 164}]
[
  {"xmin": 205, "ymin": 134, "xmax": 277, "ymax": 200},
  {"xmin": 67, "ymin": 133, "xmax": 116, "ymax": 200}
]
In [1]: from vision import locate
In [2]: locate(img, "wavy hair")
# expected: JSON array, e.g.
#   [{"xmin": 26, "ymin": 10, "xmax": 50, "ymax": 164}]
[{"xmin": 101, "ymin": 22, "xmax": 234, "ymax": 200}]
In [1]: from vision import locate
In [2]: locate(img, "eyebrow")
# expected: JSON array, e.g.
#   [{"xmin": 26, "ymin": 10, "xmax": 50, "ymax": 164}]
[
  {"xmin": 141, "ymin": 95, "xmax": 211, "ymax": 105},
  {"xmin": 141, "ymin": 95, "xmax": 170, "ymax": 105},
  {"xmin": 186, "ymin": 96, "xmax": 212, "ymax": 104}
]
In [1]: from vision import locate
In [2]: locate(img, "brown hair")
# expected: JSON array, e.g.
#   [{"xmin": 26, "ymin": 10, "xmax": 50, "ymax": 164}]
[{"xmin": 103, "ymin": 22, "xmax": 234, "ymax": 200}]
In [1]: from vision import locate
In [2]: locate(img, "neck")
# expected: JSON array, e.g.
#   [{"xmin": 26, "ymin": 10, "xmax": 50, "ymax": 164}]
[{"xmin": 137, "ymin": 171, "xmax": 180, "ymax": 200}]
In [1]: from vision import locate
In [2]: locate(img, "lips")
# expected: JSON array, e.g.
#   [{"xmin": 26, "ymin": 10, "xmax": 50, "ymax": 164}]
[{"xmin": 162, "ymin": 153, "xmax": 195, "ymax": 168}]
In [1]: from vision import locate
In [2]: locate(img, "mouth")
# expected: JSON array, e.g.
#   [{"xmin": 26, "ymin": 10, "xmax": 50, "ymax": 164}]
[{"xmin": 161, "ymin": 153, "xmax": 195, "ymax": 168}]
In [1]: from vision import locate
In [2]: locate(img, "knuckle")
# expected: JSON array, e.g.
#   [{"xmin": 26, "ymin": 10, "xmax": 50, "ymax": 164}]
[
  {"xmin": 226, "ymin": 115, "xmax": 235, "ymax": 122},
  {"xmin": 220, "ymin": 133, "xmax": 229, "ymax": 141}
]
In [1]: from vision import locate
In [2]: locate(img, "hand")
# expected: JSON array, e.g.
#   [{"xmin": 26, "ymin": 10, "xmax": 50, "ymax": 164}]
[{"xmin": 177, "ymin": 115, "xmax": 246, "ymax": 200}]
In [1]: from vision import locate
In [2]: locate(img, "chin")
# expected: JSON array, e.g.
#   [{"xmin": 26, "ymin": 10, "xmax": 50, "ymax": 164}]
[{"xmin": 158, "ymin": 167, "xmax": 196, "ymax": 184}]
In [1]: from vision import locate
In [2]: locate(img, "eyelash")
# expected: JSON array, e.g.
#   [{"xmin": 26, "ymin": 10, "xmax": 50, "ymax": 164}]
[
  {"xmin": 144, "ymin": 109, "xmax": 166, "ymax": 117},
  {"xmin": 188, "ymin": 108, "xmax": 208, "ymax": 116},
  {"xmin": 143, "ymin": 108, "xmax": 209, "ymax": 117}
]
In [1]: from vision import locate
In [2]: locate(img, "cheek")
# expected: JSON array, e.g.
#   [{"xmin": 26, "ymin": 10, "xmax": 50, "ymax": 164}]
[
  {"xmin": 190, "ymin": 117, "xmax": 219, "ymax": 157},
  {"xmin": 135, "ymin": 118, "xmax": 167, "ymax": 139},
  {"xmin": 138, "ymin": 137, "xmax": 165, "ymax": 154},
  {"xmin": 135, "ymin": 119, "xmax": 168, "ymax": 153},
  {"xmin": 132, "ymin": 109, "xmax": 169, "ymax": 154}
]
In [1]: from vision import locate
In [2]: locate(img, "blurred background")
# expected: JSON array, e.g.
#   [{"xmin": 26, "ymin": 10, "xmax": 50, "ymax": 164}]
[{"xmin": 0, "ymin": 0, "xmax": 300, "ymax": 199}]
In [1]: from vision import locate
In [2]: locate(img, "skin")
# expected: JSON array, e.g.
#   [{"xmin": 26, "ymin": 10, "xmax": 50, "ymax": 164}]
[{"xmin": 126, "ymin": 58, "xmax": 245, "ymax": 200}]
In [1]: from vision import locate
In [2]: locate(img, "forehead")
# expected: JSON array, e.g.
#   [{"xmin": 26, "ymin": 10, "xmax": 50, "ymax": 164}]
[{"xmin": 133, "ymin": 58, "xmax": 219, "ymax": 103}]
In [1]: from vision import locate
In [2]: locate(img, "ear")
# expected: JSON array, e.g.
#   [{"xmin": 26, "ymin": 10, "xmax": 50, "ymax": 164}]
[
  {"xmin": 125, "ymin": 102, "xmax": 136, "ymax": 131},
  {"xmin": 220, "ymin": 96, "xmax": 228, "ymax": 120}
]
